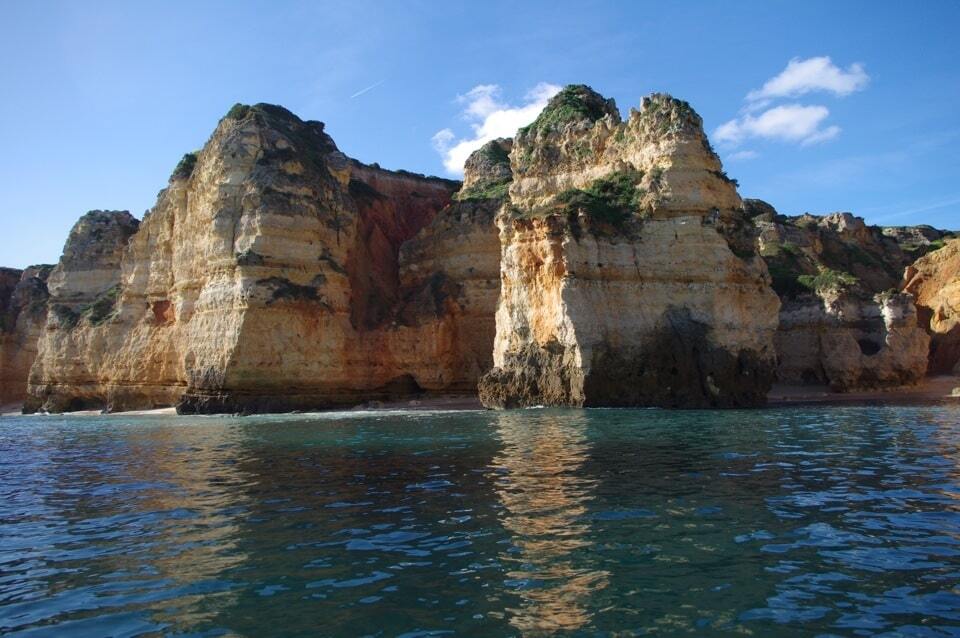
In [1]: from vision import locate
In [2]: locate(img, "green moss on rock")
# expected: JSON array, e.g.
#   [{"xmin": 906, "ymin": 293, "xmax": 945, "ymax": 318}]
[
  {"xmin": 797, "ymin": 268, "xmax": 859, "ymax": 294},
  {"xmin": 225, "ymin": 103, "xmax": 251, "ymax": 120},
  {"xmin": 555, "ymin": 170, "xmax": 645, "ymax": 227},
  {"xmin": 519, "ymin": 85, "xmax": 617, "ymax": 136},
  {"xmin": 171, "ymin": 152, "xmax": 198, "ymax": 181}
]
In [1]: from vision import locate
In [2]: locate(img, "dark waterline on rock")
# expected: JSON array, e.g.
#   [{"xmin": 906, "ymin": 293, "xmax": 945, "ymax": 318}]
[{"xmin": 1, "ymin": 405, "xmax": 960, "ymax": 636}]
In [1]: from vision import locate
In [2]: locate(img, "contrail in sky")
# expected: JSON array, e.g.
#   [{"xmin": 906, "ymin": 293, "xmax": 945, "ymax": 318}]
[{"xmin": 350, "ymin": 80, "xmax": 385, "ymax": 99}]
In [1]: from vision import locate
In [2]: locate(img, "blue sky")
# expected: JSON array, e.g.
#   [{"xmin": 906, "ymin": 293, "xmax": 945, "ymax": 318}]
[{"xmin": 1, "ymin": 1, "xmax": 958, "ymax": 268}]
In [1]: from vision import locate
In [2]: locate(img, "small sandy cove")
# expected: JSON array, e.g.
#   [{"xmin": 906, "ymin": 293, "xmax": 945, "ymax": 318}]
[{"xmin": 2, "ymin": 378, "xmax": 957, "ymax": 417}]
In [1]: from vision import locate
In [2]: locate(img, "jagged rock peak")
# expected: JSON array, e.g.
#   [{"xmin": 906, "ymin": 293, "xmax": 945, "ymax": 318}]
[
  {"xmin": 628, "ymin": 93, "xmax": 706, "ymax": 138},
  {"xmin": 508, "ymin": 86, "xmax": 739, "ymax": 219},
  {"xmin": 743, "ymin": 198, "xmax": 778, "ymax": 221},
  {"xmin": 458, "ymin": 139, "xmax": 513, "ymax": 201},
  {"xmin": 220, "ymin": 102, "xmax": 334, "ymax": 145},
  {"xmin": 58, "ymin": 211, "xmax": 140, "ymax": 269},
  {"xmin": 519, "ymin": 84, "xmax": 620, "ymax": 137}
]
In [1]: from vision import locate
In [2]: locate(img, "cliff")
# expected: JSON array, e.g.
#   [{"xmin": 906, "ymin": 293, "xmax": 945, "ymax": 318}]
[
  {"xmin": 0, "ymin": 266, "xmax": 51, "ymax": 404},
  {"xmin": 903, "ymin": 238, "xmax": 960, "ymax": 374},
  {"xmin": 9, "ymin": 92, "xmax": 956, "ymax": 413},
  {"xmin": 24, "ymin": 104, "xmax": 504, "ymax": 413},
  {"xmin": 478, "ymin": 87, "xmax": 781, "ymax": 408},
  {"xmin": 25, "ymin": 211, "xmax": 140, "ymax": 411},
  {"xmin": 750, "ymin": 204, "xmax": 931, "ymax": 390}
]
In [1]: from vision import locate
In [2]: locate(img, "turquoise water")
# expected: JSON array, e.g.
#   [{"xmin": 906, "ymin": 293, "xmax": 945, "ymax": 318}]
[{"xmin": 1, "ymin": 406, "xmax": 960, "ymax": 636}]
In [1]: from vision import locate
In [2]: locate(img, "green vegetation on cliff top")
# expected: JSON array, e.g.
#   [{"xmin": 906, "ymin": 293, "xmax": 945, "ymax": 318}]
[
  {"xmin": 510, "ymin": 170, "xmax": 645, "ymax": 235},
  {"xmin": 797, "ymin": 268, "xmax": 859, "ymax": 293},
  {"xmin": 171, "ymin": 152, "xmax": 198, "ymax": 181},
  {"xmin": 519, "ymin": 85, "xmax": 615, "ymax": 136},
  {"xmin": 555, "ymin": 170, "xmax": 645, "ymax": 227},
  {"xmin": 457, "ymin": 180, "xmax": 510, "ymax": 202}
]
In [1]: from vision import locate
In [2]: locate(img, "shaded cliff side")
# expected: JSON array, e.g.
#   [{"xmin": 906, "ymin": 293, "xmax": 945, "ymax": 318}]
[
  {"xmin": 749, "ymin": 203, "xmax": 934, "ymax": 390},
  {"xmin": 26, "ymin": 104, "xmax": 503, "ymax": 413},
  {"xmin": 478, "ymin": 87, "xmax": 781, "ymax": 408},
  {"xmin": 0, "ymin": 265, "xmax": 51, "ymax": 404},
  {"xmin": 903, "ymin": 238, "xmax": 960, "ymax": 374},
  {"xmin": 8, "ymin": 92, "xmax": 957, "ymax": 413}
]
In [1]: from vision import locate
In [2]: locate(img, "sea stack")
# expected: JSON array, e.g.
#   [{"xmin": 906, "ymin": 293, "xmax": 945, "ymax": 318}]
[
  {"xmin": 24, "ymin": 104, "xmax": 502, "ymax": 413},
  {"xmin": 477, "ymin": 87, "xmax": 781, "ymax": 408}
]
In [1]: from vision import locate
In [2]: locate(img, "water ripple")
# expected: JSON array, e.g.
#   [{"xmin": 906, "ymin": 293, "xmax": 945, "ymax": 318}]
[{"xmin": 0, "ymin": 404, "xmax": 958, "ymax": 635}]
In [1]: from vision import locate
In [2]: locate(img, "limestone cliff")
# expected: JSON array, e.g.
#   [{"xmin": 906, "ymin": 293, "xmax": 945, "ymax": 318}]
[
  {"xmin": 0, "ymin": 266, "xmax": 51, "ymax": 404},
  {"xmin": 903, "ymin": 238, "xmax": 960, "ymax": 374},
  {"xmin": 25, "ymin": 104, "xmax": 503, "ymax": 413},
  {"xmin": 25, "ymin": 211, "xmax": 140, "ymax": 411},
  {"xmin": 14, "ymin": 92, "xmax": 954, "ymax": 413},
  {"xmin": 478, "ymin": 87, "xmax": 781, "ymax": 408},
  {"xmin": 750, "ymin": 204, "xmax": 931, "ymax": 389}
]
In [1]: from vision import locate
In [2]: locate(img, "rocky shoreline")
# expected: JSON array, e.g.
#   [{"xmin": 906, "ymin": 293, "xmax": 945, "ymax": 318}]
[{"xmin": 1, "ymin": 86, "xmax": 957, "ymax": 415}]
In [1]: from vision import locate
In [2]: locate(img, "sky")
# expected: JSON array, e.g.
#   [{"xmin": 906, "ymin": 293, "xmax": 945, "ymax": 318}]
[{"xmin": 1, "ymin": 1, "xmax": 958, "ymax": 269}]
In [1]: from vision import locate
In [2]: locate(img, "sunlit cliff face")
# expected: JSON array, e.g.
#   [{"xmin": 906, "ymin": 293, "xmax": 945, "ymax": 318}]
[{"xmin": 489, "ymin": 412, "xmax": 608, "ymax": 634}]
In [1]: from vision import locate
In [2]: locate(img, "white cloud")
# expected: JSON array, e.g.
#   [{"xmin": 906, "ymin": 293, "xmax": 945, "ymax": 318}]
[
  {"xmin": 726, "ymin": 150, "xmax": 759, "ymax": 161},
  {"xmin": 714, "ymin": 56, "xmax": 869, "ymax": 149},
  {"xmin": 715, "ymin": 104, "xmax": 840, "ymax": 146},
  {"xmin": 747, "ymin": 56, "xmax": 869, "ymax": 102},
  {"xmin": 432, "ymin": 82, "xmax": 562, "ymax": 175}
]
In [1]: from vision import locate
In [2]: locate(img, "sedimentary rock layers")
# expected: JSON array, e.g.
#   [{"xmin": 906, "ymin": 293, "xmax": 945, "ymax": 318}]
[
  {"xmin": 25, "ymin": 104, "xmax": 502, "ymax": 413},
  {"xmin": 478, "ymin": 87, "xmax": 781, "ymax": 408},
  {"xmin": 25, "ymin": 211, "xmax": 139, "ymax": 411},
  {"xmin": 903, "ymin": 239, "xmax": 960, "ymax": 374},
  {"xmin": 0, "ymin": 266, "xmax": 50, "ymax": 404},
  {"xmin": 752, "ymin": 204, "xmax": 932, "ymax": 389},
  {"xmin": 12, "ymin": 90, "xmax": 953, "ymax": 414},
  {"xmin": 775, "ymin": 292, "xmax": 930, "ymax": 390}
]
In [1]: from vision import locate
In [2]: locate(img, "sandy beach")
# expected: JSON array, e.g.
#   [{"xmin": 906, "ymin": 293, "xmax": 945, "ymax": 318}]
[
  {"xmin": 3, "ymin": 379, "xmax": 957, "ymax": 418},
  {"xmin": 768, "ymin": 375, "xmax": 960, "ymax": 406}
]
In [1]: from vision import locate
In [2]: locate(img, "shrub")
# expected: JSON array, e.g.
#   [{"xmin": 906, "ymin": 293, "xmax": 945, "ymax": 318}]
[
  {"xmin": 171, "ymin": 152, "xmax": 198, "ymax": 181},
  {"xmin": 711, "ymin": 169, "xmax": 739, "ymax": 188},
  {"xmin": 83, "ymin": 286, "xmax": 120, "ymax": 325},
  {"xmin": 555, "ymin": 170, "xmax": 645, "ymax": 227},
  {"xmin": 225, "ymin": 103, "xmax": 251, "ymax": 120},
  {"xmin": 457, "ymin": 179, "xmax": 510, "ymax": 201},
  {"xmin": 519, "ymin": 85, "xmax": 613, "ymax": 136},
  {"xmin": 797, "ymin": 268, "xmax": 859, "ymax": 293}
]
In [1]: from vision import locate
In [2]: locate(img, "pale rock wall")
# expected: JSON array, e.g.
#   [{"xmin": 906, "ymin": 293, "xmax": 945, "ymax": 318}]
[
  {"xmin": 383, "ymin": 198, "xmax": 501, "ymax": 392},
  {"xmin": 775, "ymin": 292, "xmax": 930, "ymax": 390},
  {"xmin": 903, "ymin": 239, "xmax": 960, "ymax": 374},
  {"xmin": 26, "ymin": 103, "xmax": 500, "ymax": 413},
  {"xmin": 26, "ymin": 212, "xmax": 139, "ymax": 411},
  {"xmin": 479, "ymin": 87, "xmax": 780, "ymax": 408},
  {"xmin": 750, "ymin": 202, "xmax": 932, "ymax": 389}
]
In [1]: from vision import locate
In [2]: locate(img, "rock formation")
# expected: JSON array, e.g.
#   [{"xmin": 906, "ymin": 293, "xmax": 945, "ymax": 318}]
[
  {"xmin": 25, "ymin": 104, "xmax": 502, "ymax": 413},
  {"xmin": 750, "ymin": 205, "xmax": 931, "ymax": 389},
  {"xmin": 903, "ymin": 239, "xmax": 960, "ymax": 374},
  {"xmin": 478, "ymin": 87, "xmax": 781, "ymax": 408},
  {"xmin": 25, "ymin": 211, "xmax": 140, "ymax": 411},
  {"xmin": 0, "ymin": 266, "xmax": 51, "ymax": 404},
  {"xmin": 7, "ymin": 91, "xmax": 956, "ymax": 413}
]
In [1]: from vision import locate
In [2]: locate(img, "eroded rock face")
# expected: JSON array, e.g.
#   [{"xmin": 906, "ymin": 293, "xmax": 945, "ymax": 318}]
[
  {"xmin": 25, "ymin": 104, "xmax": 503, "ymax": 413},
  {"xmin": 752, "ymin": 203, "xmax": 932, "ymax": 389},
  {"xmin": 458, "ymin": 139, "xmax": 512, "ymax": 200},
  {"xmin": 903, "ymin": 239, "xmax": 960, "ymax": 374},
  {"xmin": 0, "ymin": 266, "xmax": 52, "ymax": 404},
  {"xmin": 776, "ymin": 292, "xmax": 929, "ymax": 390},
  {"xmin": 25, "ymin": 212, "xmax": 139, "ymax": 412},
  {"xmin": 478, "ymin": 87, "xmax": 780, "ymax": 408}
]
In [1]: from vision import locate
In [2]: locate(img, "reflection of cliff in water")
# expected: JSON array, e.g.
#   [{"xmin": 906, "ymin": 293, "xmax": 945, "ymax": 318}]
[
  {"xmin": 490, "ymin": 411, "xmax": 608, "ymax": 635},
  {"xmin": 119, "ymin": 423, "xmax": 253, "ymax": 629}
]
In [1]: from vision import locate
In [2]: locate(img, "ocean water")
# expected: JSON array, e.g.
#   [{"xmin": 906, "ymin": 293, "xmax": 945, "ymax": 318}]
[{"xmin": 1, "ymin": 406, "xmax": 960, "ymax": 637}]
